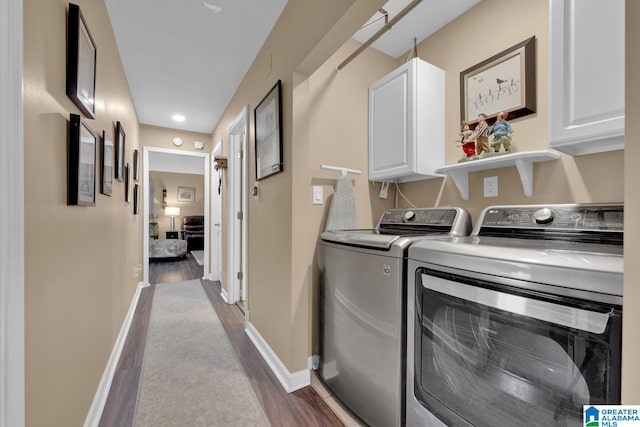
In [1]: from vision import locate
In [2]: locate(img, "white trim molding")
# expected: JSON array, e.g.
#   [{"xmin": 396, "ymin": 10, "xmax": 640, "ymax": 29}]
[
  {"xmin": 0, "ymin": 0, "xmax": 25, "ymax": 425},
  {"xmin": 142, "ymin": 147, "xmax": 210, "ymax": 285},
  {"xmin": 84, "ymin": 282, "xmax": 145, "ymax": 427},
  {"xmin": 226, "ymin": 106, "xmax": 249, "ymax": 305},
  {"xmin": 245, "ymin": 322, "xmax": 310, "ymax": 393}
]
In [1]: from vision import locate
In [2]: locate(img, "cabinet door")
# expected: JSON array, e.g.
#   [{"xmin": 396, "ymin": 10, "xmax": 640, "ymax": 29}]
[
  {"xmin": 549, "ymin": 0, "xmax": 624, "ymax": 155},
  {"xmin": 369, "ymin": 62, "xmax": 415, "ymax": 181}
]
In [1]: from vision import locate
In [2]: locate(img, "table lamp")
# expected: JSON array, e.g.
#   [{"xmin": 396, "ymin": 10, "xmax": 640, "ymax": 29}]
[{"xmin": 165, "ymin": 206, "xmax": 180, "ymax": 230}]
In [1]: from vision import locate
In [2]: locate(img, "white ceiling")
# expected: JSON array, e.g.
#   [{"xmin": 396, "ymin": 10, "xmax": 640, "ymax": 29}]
[
  {"xmin": 105, "ymin": 0, "xmax": 288, "ymax": 134},
  {"xmin": 352, "ymin": 0, "xmax": 481, "ymax": 58},
  {"xmin": 105, "ymin": 0, "xmax": 480, "ymax": 135}
]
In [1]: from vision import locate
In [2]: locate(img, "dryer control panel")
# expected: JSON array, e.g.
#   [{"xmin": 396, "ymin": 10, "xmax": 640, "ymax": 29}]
[{"xmin": 477, "ymin": 204, "xmax": 624, "ymax": 232}]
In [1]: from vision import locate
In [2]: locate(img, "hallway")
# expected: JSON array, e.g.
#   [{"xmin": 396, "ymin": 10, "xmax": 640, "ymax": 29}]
[{"xmin": 99, "ymin": 255, "xmax": 345, "ymax": 426}]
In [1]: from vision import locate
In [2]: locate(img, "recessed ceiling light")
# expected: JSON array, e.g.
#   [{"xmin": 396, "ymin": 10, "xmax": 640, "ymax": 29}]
[
  {"xmin": 172, "ymin": 114, "xmax": 185, "ymax": 122},
  {"xmin": 204, "ymin": 1, "xmax": 222, "ymax": 13}
]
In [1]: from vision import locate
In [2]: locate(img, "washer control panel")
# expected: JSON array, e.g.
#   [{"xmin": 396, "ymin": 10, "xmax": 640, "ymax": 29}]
[
  {"xmin": 379, "ymin": 208, "xmax": 460, "ymax": 227},
  {"xmin": 479, "ymin": 204, "xmax": 623, "ymax": 231}
]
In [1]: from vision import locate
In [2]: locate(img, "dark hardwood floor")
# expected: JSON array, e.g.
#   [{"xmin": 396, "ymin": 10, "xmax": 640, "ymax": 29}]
[
  {"xmin": 201, "ymin": 279, "xmax": 344, "ymax": 427},
  {"xmin": 148, "ymin": 252, "xmax": 204, "ymax": 284},
  {"xmin": 98, "ymin": 285, "xmax": 155, "ymax": 427},
  {"xmin": 99, "ymin": 255, "xmax": 344, "ymax": 426}
]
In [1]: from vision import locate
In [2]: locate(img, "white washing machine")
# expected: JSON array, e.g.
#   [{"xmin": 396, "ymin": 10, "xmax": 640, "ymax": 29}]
[
  {"xmin": 406, "ymin": 204, "xmax": 623, "ymax": 427},
  {"xmin": 318, "ymin": 208, "xmax": 472, "ymax": 427}
]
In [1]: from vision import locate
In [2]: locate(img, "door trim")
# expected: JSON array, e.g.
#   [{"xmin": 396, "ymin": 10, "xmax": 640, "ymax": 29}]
[
  {"xmin": 142, "ymin": 147, "xmax": 210, "ymax": 284},
  {"xmin": 0, "ymin": 0, "xmax": 25, "ymax": 425},
  {"xmin": 227, "ymin": 106, "xmax": 249, "ymax": 304},
  {"xmin": 210, "ymin": 140, "xmax": 223, "ymax": 281}
]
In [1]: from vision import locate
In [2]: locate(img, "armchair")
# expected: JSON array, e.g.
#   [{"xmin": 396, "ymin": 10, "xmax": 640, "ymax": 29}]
[{"xmin": 181, "ymin": 215, "xmax": 205, "ymax": 251}]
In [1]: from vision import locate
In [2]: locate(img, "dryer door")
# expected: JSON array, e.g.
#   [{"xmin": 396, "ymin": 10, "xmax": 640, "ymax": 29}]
[{"xmin": 412, "ymin": 268, "xmax": 622, "ymax": 427}]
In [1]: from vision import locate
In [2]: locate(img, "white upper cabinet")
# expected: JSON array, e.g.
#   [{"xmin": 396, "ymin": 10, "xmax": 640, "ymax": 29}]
[
  {"xmin": 369, "ymin": 58, "xmax": 445, "ymax": 182},
  {"xmin": 549, "ymin": 0, "xmax": 625, "ymax": 156}
]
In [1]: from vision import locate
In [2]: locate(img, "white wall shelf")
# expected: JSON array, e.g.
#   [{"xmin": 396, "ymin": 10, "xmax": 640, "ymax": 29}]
[{"xmin": 435, "ymin": 150, "xmax": 560, "ymax": 200}]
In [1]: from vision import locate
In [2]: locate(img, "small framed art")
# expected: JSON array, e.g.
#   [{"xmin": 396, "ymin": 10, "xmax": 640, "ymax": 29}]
[
  {"xmin": 177, "ymin": 186, "xmax": 195, "ymax": 202},
  {"xmin": 115, "ymin": 121, "xmax": 126, "ymax": 182},
  {"xmin": 124, "ymin": 163, "xmax": 130, "ymax": 203},
  {"xmin": 133, "ymin": 184, "xmax": 140, "ymax": 214},
  {"xmin": 68, "ymin": 113, "xmax": 96, "ymax": 206},
  {"xmin": 133, "ymin": 149, "xmax": 140, "ymax": 182},
  {"xmin": 101, "ymin": 131, "xmax": 113, "ymax": 196}
]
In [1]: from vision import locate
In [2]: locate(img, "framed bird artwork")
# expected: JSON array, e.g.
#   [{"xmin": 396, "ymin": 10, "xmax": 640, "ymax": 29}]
[{"xmin": 460, "ymin": 36, "xmax": 537, "ymax": 129}]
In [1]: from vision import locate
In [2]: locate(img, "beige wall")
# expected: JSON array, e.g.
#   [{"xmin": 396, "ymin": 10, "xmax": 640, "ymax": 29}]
[
  {"xmin": 623, "ymin": 0, "xmax": 640, "ymax": 403},
  {"xmin": 150, "ymin": 171, "xmax": 205, "ymax": 236},
  {"xmin": 210, "ymin": 0, "xmax": 387, "ymax": 371},
  {"xmin": 294, "ymin": 39, "xmax": 398, "ymax": 360},
  {"xmin": 140, "ymin": 123, "xmax": 212, "ymax": 153},
  {"xmin": 397, "ymin": 0, "xmax": 623, "ymax": 219},
  {"xmin": 23, "ymin": 0, "xmax": 141, "ymax": 425}
]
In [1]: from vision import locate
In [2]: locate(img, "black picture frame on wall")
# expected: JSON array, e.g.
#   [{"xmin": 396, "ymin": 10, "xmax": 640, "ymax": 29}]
[
  {"xmin": 101, "ymin": 131, "xmax": 113, "ymax": 196},
  {"xmin": 254, "ymin": 80, "xmax": 283, "ymax": 180},
  {"xmin": 66, "ymin": 3, "xmax": 97, "ymax": 119},
  {"xmin": 68, "ymin": 113, "xmax": 96, "ymax": 206},
  {"xmin": 133, "ymin": 149, "xmax": 140, "ymax": 182},
  {"xmin": 124, "ymin": 163, "xmax": 130, "ymax": 203},
  {"xmin": 115, "ymin": 121, "xmax": 126, "ymax": 182},
  {"xmin": 460, "ymin": 36, "xmax": 536, "ymax": 128},
  {"xmin": 133, "ymin": 184, "xmax": 140, "ymax": 214}
]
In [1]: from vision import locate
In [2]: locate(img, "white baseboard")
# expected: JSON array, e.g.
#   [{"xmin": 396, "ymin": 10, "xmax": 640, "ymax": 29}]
[
  {"xmin": 220, "ymin": 287, "xmax": 229, "ymax": 303},
  {"xmin": 245, "ymin": 322, "xmax": 310, "ymax": 393},
  {"xmin": 84, "ymin": 282, "xmax": 145, "ymax": 427}
]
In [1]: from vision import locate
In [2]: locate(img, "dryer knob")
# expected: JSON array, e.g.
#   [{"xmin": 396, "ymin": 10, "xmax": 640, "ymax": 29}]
[
  {"xmin": 533, "ymin": 208, "xmax": 554, "ymax": 224},
  {"xmin": 403, "ymin": 211, "xmax": 416, "ymax": 222}
]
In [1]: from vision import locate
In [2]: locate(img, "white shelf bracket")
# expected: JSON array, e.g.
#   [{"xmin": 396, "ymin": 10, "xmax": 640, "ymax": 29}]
[
  {"xmin": 514, "ymin": 159, "xmax": 534, "ymax": 197},
  {"xmin": 434, "ymin": 150, "xmax": 560, "ymax": 200},
  {"xmin": 446, "ymin": 170, "xmax": 470, "ymax": 201}
]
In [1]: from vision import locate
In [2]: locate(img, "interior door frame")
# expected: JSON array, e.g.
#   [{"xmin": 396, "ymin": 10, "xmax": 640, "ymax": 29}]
[
  {"xmin": 226, "ymin": 106, "xmax": 249, "ymax": 304},
  {"xmin": 142, "ymin": 147, "xmax": 210, "ymax": 285},
  {"xmin": 210, "ymin": 140, "xmax": 223, "ymax": 281},
  {"xmin": 1, "ymin": 0, "xmax": 25, "ymax": 425}
]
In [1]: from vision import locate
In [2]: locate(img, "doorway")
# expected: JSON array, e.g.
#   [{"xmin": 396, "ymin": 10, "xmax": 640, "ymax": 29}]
[
  {"xmin": 226, "ymin": 106, "xmax": 249, "ymax": 307},
  {"xmin": 142, "ymin": 147, "xmax": 210, "ymax": 285}
]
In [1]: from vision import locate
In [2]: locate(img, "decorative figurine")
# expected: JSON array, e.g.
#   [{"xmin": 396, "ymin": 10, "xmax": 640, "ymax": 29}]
[
  {"xmin": 457, "ymin": 121, "xmax": 476, "ymax": 158},
  {"xmin": 489, "ymin": 111, "xmax": 513, "ymax": 152},
  {"xmin": 472, "ymin": 113, "xmax": 490, "ymax": 156}
]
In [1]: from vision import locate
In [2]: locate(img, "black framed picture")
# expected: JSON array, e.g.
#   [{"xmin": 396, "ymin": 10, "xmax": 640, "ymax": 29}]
[
  {"xmin": 133, "ymin": 149, "xmax": 140, "ymax": 182},
  {"xmin": 254, "ymin": 80, "xmax": 283, "ymax": 180},
  {"xmin": 460, "ymin": 36, "xmax": 536, "ymax": 128},
  {"xmin": 68, "ymin": 113, "xmax": 96, "ymax": 206},
  {"xmin": 124, "ymin": 163, "xmax": 130, "ymax": 203},
  {"xmin": 66, "ymin": 3, "xmax": 97, "ymax": 119},
  {"xmin": 133, "ymin": 184, "xmax": 140, "ymax": 214},
  {"xmin": 115, "ymin": 121, "xmax": 126, "ymax": 182},
  {"xmin": 101, "ymin": 130, "xmax": 113, "ymax": 196}
]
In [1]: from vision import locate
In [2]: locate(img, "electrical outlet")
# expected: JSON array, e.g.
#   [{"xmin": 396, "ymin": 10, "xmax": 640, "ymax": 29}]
[{"xmin": 484, "ymin": 176, "xmax": 498, "ymax": 198}]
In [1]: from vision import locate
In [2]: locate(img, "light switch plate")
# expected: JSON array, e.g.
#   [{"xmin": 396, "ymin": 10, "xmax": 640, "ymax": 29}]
[
  {"xmin": 312, "ymin": 186, "xmax": 323, "ymax": 205},
  {"xmin": 484, "ymin": 176, "xmax": 498, "ymax": 198}
]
